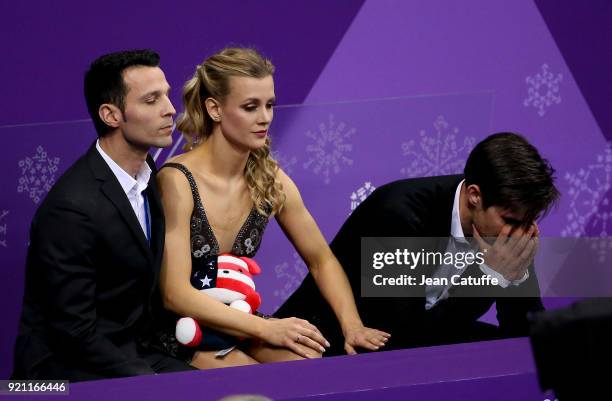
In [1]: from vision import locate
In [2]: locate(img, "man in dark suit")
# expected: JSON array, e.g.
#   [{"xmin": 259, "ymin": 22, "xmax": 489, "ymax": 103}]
[
  {"xmin": 12, "ymin": 50, "xmax": 192, "ymax": 380},
  {"xmin": 277, "ymin": 133, "xmax": 560, "ymax": 355}
]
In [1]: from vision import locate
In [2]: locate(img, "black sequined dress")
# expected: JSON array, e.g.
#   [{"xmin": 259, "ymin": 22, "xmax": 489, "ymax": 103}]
[{"xmin": 152, "ymin": 163, "xmax": 270, "ymax": 361}]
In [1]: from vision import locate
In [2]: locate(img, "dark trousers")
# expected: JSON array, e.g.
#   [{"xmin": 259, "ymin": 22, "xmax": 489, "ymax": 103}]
[{"xmin": 28, "ymin": 346, "xmax": 194, "ymax": 382}]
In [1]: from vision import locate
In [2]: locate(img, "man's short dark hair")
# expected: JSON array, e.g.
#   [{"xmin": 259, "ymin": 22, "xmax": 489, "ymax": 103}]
[
  {"xmin": 84, "ymin": 49, "xmax": 160, "ymax": 137},
  {"xmin": 464, "ymin": 132, "xmax": 560, "ymax": 224}
]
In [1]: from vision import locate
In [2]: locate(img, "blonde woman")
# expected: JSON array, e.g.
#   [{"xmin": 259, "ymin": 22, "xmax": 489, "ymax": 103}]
[{"xmin": 157, "ymin": 48, "xmax": 390, "ymax": 369}]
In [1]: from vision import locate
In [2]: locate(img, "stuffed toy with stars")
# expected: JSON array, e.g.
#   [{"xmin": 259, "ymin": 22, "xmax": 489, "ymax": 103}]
[{"xmin": 175, "ymin": 253, "xmax": 262, "ymax": 347}]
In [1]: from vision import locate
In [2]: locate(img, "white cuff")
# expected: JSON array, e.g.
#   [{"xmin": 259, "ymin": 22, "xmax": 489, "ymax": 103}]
[{"xmin": 478, "ymin": 263, "xmax": 529, "ymax": 288}]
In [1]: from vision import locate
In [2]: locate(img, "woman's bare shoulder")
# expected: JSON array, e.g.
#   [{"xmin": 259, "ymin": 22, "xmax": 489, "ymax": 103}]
[{"xmin": 164, "ymin": 151, "xmax": 190, "ymax": 165}]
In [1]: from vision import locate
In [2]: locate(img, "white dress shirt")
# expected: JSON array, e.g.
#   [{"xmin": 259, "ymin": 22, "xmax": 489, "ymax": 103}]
[
  {"xmin": 424, "ymin": 180, "xmax": 529, "ymax": 309},
  {"xmin": 96, "ymin": 140, "xmax": 152, "ymax": 239}
]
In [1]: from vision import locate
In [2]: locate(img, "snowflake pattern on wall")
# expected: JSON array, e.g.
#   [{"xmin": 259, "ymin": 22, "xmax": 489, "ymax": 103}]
[
  {"xmin": 17, "ymin": 146, "xmax": 60, "ymax": 204},
  {"xmin": 523, "ymin": 64, "xmax": 563, "ymax": 117},
  {"xmin": 273, "ymin": 252, "xmax": 308, "ymax": 301},
  {"xmin": 350, "ymin": 182, "xmax": 376, "ymax": 213},
  {"xmin": 400, "ymin": 116, "xmax": 475, "ymax": 178},
  {"xmin": 272, "ymin": 150, "xmax": 298, "ymax": 175},
  {"xmin": 561, "ymin": 144, "xmax": 612, "ymax": 262},
  {"xmin": 303, "ymin": 114, "xmax": 355, "ymax": 184},
  {"xmin": 0, "ymin": 210, "xmax": 8, "ymax": 248}
]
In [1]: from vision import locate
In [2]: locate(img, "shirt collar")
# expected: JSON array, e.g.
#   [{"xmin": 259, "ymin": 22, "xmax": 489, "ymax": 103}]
[
  {"xmin": 96, "ymin": 140, "xmax": 151, "ymax": 195},
  {"xmin": 451, "ymin": 179, "xmax": 469, "ymax": 244}
]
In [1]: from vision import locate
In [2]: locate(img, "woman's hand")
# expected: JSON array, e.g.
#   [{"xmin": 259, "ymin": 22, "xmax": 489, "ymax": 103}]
[
  {"xmin": 342, "ymin": 322, "xmax": 391, "ymax": 354},
  {"xmin": 259, "ymin": 317, "xmax": 330, "ymax": 358}
]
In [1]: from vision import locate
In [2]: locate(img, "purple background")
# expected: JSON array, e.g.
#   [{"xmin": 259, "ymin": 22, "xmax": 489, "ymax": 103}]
[{"xmin": 1, "ymin": 1, "xmax": 610, "ymax": 396}]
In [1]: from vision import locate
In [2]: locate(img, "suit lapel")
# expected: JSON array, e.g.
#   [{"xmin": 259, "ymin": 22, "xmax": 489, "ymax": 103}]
[
  {"xmin": 88, "ymin": 144, "xmax": 153, "ymax": 262},
  {"xmin": 101, "ymin": 180, "xmax": 153, "ymax": 261}
]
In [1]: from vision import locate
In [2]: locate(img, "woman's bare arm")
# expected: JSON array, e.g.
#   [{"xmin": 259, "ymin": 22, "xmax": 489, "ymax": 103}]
[{"xmin": 275, "ymin": 169, "xmax": 390, "ymax": 354}]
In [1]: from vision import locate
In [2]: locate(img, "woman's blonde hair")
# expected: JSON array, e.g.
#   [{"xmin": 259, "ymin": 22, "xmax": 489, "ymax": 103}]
[{"xmin": 177, "ymin": 47, "xmax": 285, "ymax": 216}]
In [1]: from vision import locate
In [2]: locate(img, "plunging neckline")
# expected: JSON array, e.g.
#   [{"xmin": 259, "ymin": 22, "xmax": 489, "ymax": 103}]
[
  {"xmin": 165, "ymin": 162, "xmax": 256, "ymax": 255},
  {"xmin": 200, "ymin": 199, "xmax": 256, "ymax": 255}
]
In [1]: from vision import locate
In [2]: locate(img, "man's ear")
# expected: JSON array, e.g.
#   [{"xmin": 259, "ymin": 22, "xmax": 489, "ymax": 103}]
[
  {"xmin": 204, "ymin": 97, "xmax": 222, "ymax": 122},
  {"xmin": 98, "ymin": 103, "xmax": 122, "ymax": 129},
  {"xmin": 466, "ymin": 184, "xmax": 482, "ymax": 208}
]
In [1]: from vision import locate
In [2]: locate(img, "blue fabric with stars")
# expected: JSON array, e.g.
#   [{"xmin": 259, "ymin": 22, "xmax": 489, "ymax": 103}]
[{"xmin": 189, "ymin": 255, "xmax": 241, "ymax": 351}]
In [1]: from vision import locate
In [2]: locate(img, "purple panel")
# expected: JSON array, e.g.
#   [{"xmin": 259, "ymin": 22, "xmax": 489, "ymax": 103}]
[
  {"xmin": 532, "ymin": 1, "xmax": 612, "ymax": 299},
  {"xmin": 536, "ymin": 0, "xmax": 612, "ymax": 141},
  {"xmin": 14, "ymin": 338, "xmax": 550, "ymax": 401},
  {"xmin": 305, "ymin": 0, "xmax": 609, "ymax": 240},
  {"xmin": 0, "ymin": 122, "xmax": 92, "ymax": 377},
  {"xmin": 0, "ymin": 0, "xmax": 364, "ymax": 125},
  {"xmin": 288, "ymin": 374, "xmax": 549, "ymax": 401}
]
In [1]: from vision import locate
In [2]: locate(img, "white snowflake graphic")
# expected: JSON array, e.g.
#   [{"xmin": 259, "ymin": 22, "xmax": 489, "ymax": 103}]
[
  {"xmin": 350, "ymin": 181, "xmax": 376, "ymax": 213},
  {"xmin": 17, "ymin": 146, "xmax": 60, "ymax": 204},
  {"xmin": 400, "ymin": 116, "xmax": 475, "ymax": 178},
  {"xmin": 523, "ymin": 64, "xmax": 563, "ymax": 117},
  {"xmin": 0, "ymin": 210, "xmax": 8, "ymax": 248},
  {"xmin": 273, "ymin": 252, "xmax": 308, "ymax": 300},
  {"xmin": 561, "ymin": 144, "xmax": 612, "ymax": 262},
  {"xmin": 272, "ymin": 150, "xmax": 298, "ymax": 175},
  {"xmin": 303, "ymin": 114, "xmax": 355, "ymax": 184}
]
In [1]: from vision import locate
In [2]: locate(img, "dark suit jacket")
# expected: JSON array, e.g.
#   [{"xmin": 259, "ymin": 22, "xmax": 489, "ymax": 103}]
[
  {"xmin": 277, "ymin": 175, "xmax": 544, "ymax": 354},
  {"xmin": 13, "ymin": 143, "xmax": 166, "ymax": 380}
]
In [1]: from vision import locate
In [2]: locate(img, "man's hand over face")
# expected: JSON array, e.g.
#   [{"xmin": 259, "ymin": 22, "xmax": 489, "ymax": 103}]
[{"xmin": 473, "ymin": 223, "xmax": 539, "ymax": 281}]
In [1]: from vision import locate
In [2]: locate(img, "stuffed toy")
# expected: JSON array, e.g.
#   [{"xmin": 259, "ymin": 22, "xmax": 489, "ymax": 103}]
[{"xmin": 175, "ymin": 253, "xmax": 262, "ymax": 347}]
